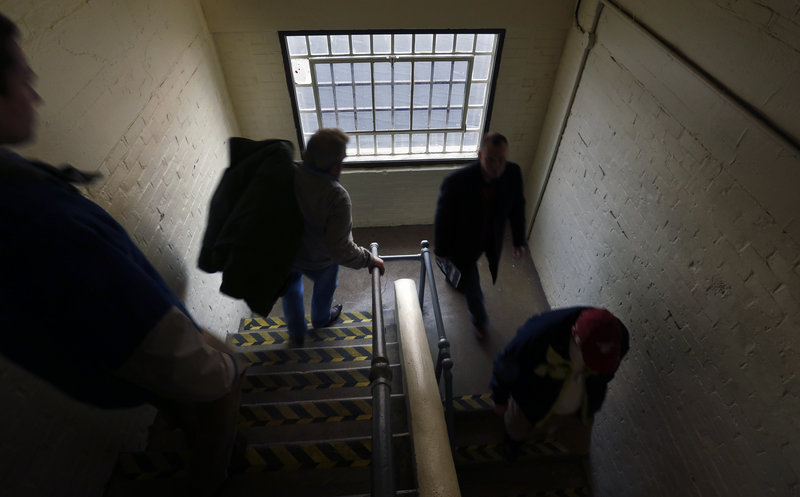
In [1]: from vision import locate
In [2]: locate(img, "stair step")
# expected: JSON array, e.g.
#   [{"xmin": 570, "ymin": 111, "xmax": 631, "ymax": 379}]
[
  {"xmin": 243, "ymin": 367, "xmax": 367, "ymax": 393},
  {"xmin": 230, "ymin": 325, "xmax": 374, "ymax": 347},
  {"xmin": 243, "ymin": 342, "xmax": 400, "ymax": 372},
  {"xmin": 246, "ymin": 432, "xmax": 411, "ymax": 472},
  {"xmin": 452, "ymin": 393, "xmax": 494, "ymax": 411},
  {"xmin": 111, "ymin": 432, "xmax": 411, "ymax": 478},
  {"xmin": 242, "ymin": 377, "xmax": 403, "ymax": 404},
  {"xmin": 454, "ymin": 440, "xmax": 572, "ymax": 465},
  {"xmin": 239, "ymin": 394, "xmax": 406, "ymax": 428},
  {"xmin": 240, "ymin": 395, "xmax": 408, "ymax": 444},
  {"xmin": 240, "ymin": 311, "xmax": 373, "ymax": 332},
  {"xmin": 241, "ymin": 364, "xmax": 402, "ymax": 393}
]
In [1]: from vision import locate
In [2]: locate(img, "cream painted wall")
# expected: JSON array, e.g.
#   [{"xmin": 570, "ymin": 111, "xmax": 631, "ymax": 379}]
[
  {"xmin": 529, "ymin": 1, "xmax": 800, "ymax": 496},
  {"xmin": 7, "ymin": 0, "xmax": 247, "ymax": 334},
  {"xmin": 200, "ymin": 0, "xmax": 575, "ymax": 227},
  {"xmin": 0, "ymin": 1, "xmax": 244, "ymax": 495}
]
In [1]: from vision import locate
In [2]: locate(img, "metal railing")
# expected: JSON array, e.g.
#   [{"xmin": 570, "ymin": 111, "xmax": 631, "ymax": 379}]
[
  {"xmin": 377, "ymin": 240, "xmax": 455, "ymax": 450},
  {"xmin": 369, "ymin": 242, "xmax": 396, "ymax": 496}
]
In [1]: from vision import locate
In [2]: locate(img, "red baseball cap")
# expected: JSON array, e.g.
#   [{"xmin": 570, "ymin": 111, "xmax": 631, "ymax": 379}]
[{"xmin": 573, "ymin": 308, "xmax": 623, "ymax": 374}]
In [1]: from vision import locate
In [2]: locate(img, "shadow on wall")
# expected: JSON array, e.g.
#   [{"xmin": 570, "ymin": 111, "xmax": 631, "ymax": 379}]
[{"xmin": 82, "ymin": 183, "xmax": 190, "ymax": 301}]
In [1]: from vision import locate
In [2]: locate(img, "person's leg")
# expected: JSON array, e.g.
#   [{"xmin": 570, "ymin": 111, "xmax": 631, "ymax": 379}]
[
  {"xmin": 115, "ymin": 308, "xmax": 250, "ymax": 496},
  {"xmin": 281, "ymin": 269, "xmax": 307, "ymax": 344},
  {"xmin": 503, "ymin": 396, "xmax": 535, "ymax": 442},
  {"xmin": 457, "ymin": 261, "xmax": 488, "ymax": 330},
  {"xmin": 502, "ymin": 396, "xmax": 533, "ymax": 462},
  {"xmin": 308, "ymin": 264, "xmax": 340, "ymax": 328}
]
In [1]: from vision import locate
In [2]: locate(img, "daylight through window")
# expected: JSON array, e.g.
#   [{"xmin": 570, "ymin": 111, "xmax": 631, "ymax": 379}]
[{"xmin": 281, "ymin": 31, "xmax": 504, "ymax": 164}]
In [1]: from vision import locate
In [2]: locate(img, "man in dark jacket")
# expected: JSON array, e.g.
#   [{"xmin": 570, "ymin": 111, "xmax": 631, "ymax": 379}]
[
  {"xmin": 434, "ymin": 132, "xmax": 527, "ymax": 339},
  {"xmin": 491, "ymin": 307, "xmax": 630, "ymax": 456}
]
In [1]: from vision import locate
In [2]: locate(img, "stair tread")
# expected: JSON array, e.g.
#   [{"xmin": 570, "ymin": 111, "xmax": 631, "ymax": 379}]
[
  {"xmin": 242, "ymin": 342, "xmax": 400, "ymax": 372},
  {"xmin": 229, "ymin": 325, "xmax": 376, "ymax": 347},
  {"xmin": 238, "ymin": 394, "xmax": 406, "ymax": 427},
  {"xmin": 239, "ymin": 310, "xmax": 375, "ymax": 332},
  {"xmin": 240, "ymin": 398, "xmax": 409, "ymax": 443}
]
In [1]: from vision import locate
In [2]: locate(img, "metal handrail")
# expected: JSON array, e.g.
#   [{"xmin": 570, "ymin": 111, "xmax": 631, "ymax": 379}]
[
  {"xmin": 369, "ymin": 242, "xmax": 395, "ymax": 497},
  {"xmin": 378, "ymin": 239, "xmax": 455, "ymax": 451}
]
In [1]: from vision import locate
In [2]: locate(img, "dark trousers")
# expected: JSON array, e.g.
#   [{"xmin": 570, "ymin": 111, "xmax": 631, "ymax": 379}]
[{"xmin": 454, "ymin": 260, "xmax": 487, "ymax": 327}]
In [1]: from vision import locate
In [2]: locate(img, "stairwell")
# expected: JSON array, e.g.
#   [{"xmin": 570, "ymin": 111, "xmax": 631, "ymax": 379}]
[
  {"xmin": 105, "ymin": 309, "xmax": 416, "ymax": 497},
  {"xmin": 105, "ymin": 272, "xmax": 594, "ymax": 497}
]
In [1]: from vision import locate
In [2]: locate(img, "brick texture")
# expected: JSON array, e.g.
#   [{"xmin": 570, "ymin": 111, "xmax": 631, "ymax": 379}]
[
  {"xmin": 0, "ymin": 1, "xmax": 246, "ymax": 496},
  {"xmin": 531, "ymin": 7, "xmax": 800, "ymax": 497}
]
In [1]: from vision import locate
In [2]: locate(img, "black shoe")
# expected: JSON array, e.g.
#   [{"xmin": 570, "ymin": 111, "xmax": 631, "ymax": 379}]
[
  {"xmin": 326, "ymin": 304, "xmax": 343, "ymax": 327},
  {"xmin": 291, "ymin": 333, "xmax": 305, "ymax": 347}
]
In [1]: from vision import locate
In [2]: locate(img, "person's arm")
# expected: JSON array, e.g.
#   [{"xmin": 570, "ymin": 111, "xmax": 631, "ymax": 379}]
[
  {"xmin": 434, "ymin": 174, "xmax": 458, "ymax": 259},
  {"xmin": 490, "ymin": 342, "xmax": 521, "ymax": 411},
  {"xmin": 324, "ymin": 186, "xmax": 375, "ymax": 270}
]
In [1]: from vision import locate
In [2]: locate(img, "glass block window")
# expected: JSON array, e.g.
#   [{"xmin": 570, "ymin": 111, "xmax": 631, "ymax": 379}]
[{"xmin": 281, "ymin": 30, "xmax": 504, "ymax": 164}]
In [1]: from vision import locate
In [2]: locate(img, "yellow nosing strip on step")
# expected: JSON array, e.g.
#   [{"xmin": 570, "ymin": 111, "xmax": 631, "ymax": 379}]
[
  {"xmin": 238, "ymin": 399, "xmax": 374, "ymax": 427},
  {"xmin": 453, "ymin": 393, "xmax": 494, "ymax": 410},
  {"xmin": 242, "ymin": 369, "xmax": 371, "ymax": 392},
  {"xmin": 245, "ymin": 440, "xmax": 372, "ymax": 471},
  {"xmin": 242, "ymin": 312, "xmax": 372, "ymax": 330},
  {"xmin": 231, "ymin": 327, "xmax": 372, "ymax": 347}
]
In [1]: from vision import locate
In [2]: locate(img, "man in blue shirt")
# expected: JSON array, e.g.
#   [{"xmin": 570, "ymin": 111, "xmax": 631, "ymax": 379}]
[{"xmin": 0, "ymin": 12, "xmax": 246, "ymax": 495}]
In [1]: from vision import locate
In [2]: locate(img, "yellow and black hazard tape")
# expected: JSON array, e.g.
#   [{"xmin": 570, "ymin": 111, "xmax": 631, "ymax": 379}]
[
  {"xmin": 239, "ymin": 398, "xmax": 372, "ymax": 427},
  {"xmin": 230, "ymin": 326, "xmax": 373, "ymax": 347},
  {"xmin": 115, "ymin": 451, "xmax": 190, "ymax": 479},
  {"xmin": 242, "ymin": 368, "xmax": 372, "ymax": 393},
  {"xmin": 245, "ymin": 439, "xmax": 372, "ymax": 471},
  {"xmin": 454, "ymin": 440, "xmax": 569, "ymax": 463},
  {"xmin": 452, "ymin": 393, "xmax": 494, "ymax": 410},
  {"xmin": 243, "ymin": 345, "xmax": 372, "ymax": 366},
  {"xmin": 242, "ymin": 311, "xmax": 373, "ymax": 331}
]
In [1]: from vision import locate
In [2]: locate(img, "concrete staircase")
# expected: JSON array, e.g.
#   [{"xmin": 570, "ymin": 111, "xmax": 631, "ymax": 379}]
[
  {"xmin": 105, "ymin": 307, "xmax": 592, "ymax": 496},
  {"xmin": 105, "ymin": 310, "xmax": 416, "ymax": 497}
]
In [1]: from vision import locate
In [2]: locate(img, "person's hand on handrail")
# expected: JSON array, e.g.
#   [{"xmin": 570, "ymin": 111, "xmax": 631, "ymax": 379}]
[{"xmin": 370, "ymin": 256, "xmax": 386, "ymax": 276}]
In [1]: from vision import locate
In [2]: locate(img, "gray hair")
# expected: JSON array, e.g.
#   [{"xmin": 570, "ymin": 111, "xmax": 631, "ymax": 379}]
[{"xmin": 304, "ymin": 128, "xmax": 349, "ymax": 171}]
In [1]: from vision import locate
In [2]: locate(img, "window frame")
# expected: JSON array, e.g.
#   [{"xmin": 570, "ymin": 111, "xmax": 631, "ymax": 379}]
[{"xmin": 279, "ymin": 29, "xmax": 506, "ymax": 168}]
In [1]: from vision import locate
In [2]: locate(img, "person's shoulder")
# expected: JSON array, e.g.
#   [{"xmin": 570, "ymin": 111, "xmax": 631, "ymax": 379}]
[
  {"xmin": 521, "ymin": 306, "xmax": 585, "ymax": 332},
  {"xmin": 503, "ymin": 161, "xmax": 522, "ymax": 178},
  {"xmin": 443, "ymin": 161, "xmax": 480, "ymax": 184}
]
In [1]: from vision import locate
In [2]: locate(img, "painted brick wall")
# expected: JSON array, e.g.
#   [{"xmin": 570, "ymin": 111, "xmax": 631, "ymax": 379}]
[
  {"xmin": 531, "ymin": 5, "xmax": 800, "ymax": 497},
  {"xmin": 9, "ymin": 0, "xmax": 246, "ymax": 334},
  {"xmin": 0, "ymin": 1, "xmax": 245, "ymax": 495}
]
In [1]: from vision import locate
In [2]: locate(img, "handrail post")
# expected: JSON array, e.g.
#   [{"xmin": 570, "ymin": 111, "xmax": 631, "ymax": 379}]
[
  {"xmin": 418, "ymin": 241, "xmax": 428, "ymax": 307},
  {"xmin": 369, "ymin": 242, "xmax": 395, "ymax": 497},
  {"xmin": 442, "ymin": 357, "xmax": 455, "ymax": 452}
]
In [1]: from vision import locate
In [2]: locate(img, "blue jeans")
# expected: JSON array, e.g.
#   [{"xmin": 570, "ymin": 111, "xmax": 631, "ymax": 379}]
[{"xmin": 281, "ymin": 264, "xmax": 340, "ymax": 342}]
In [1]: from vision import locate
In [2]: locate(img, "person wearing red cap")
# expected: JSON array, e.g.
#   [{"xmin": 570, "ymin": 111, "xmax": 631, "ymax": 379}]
[{"xmin": 490, "ymin": 306, "xmax": 629, "ymax": 459}]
